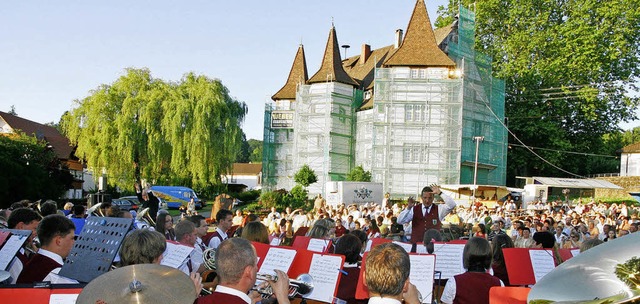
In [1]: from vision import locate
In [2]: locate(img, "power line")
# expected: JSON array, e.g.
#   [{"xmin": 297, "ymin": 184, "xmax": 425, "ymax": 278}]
[{"xmin": 508, "ymin": 143, "xmax": 618, "ymax": 158}]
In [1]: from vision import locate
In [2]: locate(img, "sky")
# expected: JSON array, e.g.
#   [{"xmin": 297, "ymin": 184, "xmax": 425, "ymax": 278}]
[{"xmin": 1, "ymin": 1, "xmax": 638, "ymax": 141}]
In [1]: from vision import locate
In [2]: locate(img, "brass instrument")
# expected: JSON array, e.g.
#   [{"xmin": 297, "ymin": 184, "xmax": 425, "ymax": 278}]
[
  {"xmin": 202, "ymin": 247, "xmax": 217, "ymax": 270},
  {"xmin": 136, "ymin": 207, "xmax": 156, "ymax": 227},
  {"xmin": 87, "ymin": 203, "xmax": 104, "ymax": 217},
  {"xmin": 254, "ymin": 273, "xmax": 314, "ymax": 299}
]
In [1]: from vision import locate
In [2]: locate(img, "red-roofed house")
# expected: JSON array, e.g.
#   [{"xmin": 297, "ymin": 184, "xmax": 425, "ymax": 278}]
[{"xmin": 0, "ymin": 111, "xmax": 84, "ymax": 199}]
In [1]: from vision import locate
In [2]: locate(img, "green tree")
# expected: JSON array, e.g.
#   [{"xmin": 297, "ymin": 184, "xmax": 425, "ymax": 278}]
[
  {"xmin": 438, "ymin": 0, "xmax": 640, "ymax": 183},
  {"xmin": 236, "ymin": 132, "xmax": 251, "ymax": 163},
  {"xmin": 61, "ymin": 68, "xmax": 247, "ymax": 190},
  {"xmin": 0, "ymin": 134, "xmax": 72, "ymax": 207},
  {"xmin": 8, "ymin": 105, "xmax": 17, "ymax": 116},
  {"xmin": 346, "ymin": 165, "xmax": 372, "ymax": 182},
  {"xmin": 294, "ymin": 164, "xmax": 317, "ymax": 187},
  {"xmin": 248, "ymin": 139, "xmax": 263, "ymax": 163}
]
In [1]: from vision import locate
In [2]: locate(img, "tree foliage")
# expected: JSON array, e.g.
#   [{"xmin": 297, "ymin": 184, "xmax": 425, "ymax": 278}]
[
  {"xmin": 248, "ymin": 139, "xmax": 263, "ymax": 163},
  {"xmin": 346, "ymin": 165, "xmax": 372, "ymax": 182},
  {"xmin": 0, "ymin": 134, "xmax": 73, "ymax": 207},
  {"xmin": 294, "ymin": 164, "xmax": 318, "ymax": 187},
  {"xmin": 61, "ymin": 68, "xmax": 247, "ymax": 190},
  {"xmin": 437, "ymin": 0, "xmax": 640, "ymax": 183}
]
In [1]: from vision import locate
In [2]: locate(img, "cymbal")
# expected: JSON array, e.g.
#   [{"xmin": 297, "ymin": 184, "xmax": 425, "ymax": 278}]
[
  {"xmin": 528, "ymin": 232, "xmax": 640, "ymax": 303},
  {"xmin": 77, "ymin": 264, "xmax": 196, "ymax": 304}
]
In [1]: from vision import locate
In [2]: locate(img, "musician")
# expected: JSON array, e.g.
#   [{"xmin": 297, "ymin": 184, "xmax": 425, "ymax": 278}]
[
  {"xmin": 240, "ymin": 221, "xmax": 270, "ymax": 244},
  {"xmin": 208, "ymin": 209, "xmax": 233, "ymax": 249},
  {"xmin": 364, "ymin": 243, "xmax": 420, "ymax": 304},
  {"xmin": 187, "ymin": 215, "xmax": 210, "ymax": 267},
  {"xmin": 175, "ymin": 220, "xmax": 205, "ymax": 275},
  {"xmin": 69, "ymin": 204, "xmax": 86, "ymax": 236},
  {"xmin": 136, "ymin": 181, "xmax": 160, "ymax": 221},
  {"xmin": 198, "ymin": 238, "xmax": 291, "ymax": 304},
  {"xmin": 397, "ymin": 185, "xmax": 456, "ymax": 252},
  {"xmin": 118, "ymin": 229, "xmax": 203, "ymax": 299},
  {"xmin": 156, "ymin": 211, "xmax": 176, "ymax": 240},
  {"xmin": 440, "ymin": 237, "xmax": 503, "ymax": 304},
  {"xmin": 17, "ymin": 214, "xmax": 78, "ymax": 284},
  {"xmin": 334, "ymin": 234, "xmax": 365, "ymax": 304},
  {"xmin": 6, "ymin": 207, "xmax": 41, "ymax": 284}
]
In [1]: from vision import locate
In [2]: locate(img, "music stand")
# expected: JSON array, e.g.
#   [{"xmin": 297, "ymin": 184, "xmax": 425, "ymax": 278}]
[{"xmin": 59, "ymin": 217, "xmax": 132, "ymax": 283}]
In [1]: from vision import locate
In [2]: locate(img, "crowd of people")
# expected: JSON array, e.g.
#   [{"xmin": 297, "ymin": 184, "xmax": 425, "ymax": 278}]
[{"xmin": 1, "ymin": 184, "xmax": 638, "ymax": 304}]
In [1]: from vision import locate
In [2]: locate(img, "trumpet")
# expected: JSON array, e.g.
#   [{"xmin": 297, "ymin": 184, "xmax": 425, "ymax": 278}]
[
  {"xmin": 202, "ymin": 247, "xmax": 217, "ymax": 270},
  {"xmin": 254, "ymin": 273, "xmax": 314, "ymax": 299}
]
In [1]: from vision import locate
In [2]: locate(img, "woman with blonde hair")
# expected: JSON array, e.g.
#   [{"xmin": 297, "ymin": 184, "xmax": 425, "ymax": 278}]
[{"xmin": 241, "ymin": 221, "xmax": 270, "ymax": 244}]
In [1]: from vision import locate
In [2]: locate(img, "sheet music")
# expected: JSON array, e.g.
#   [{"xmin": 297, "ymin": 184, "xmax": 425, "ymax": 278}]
[
  {"xmin": 432, "ymin": 243, "xmax": 465, "ymax": 279},
  {"xmin": 570, "ymin": 249, "xmax": 580, "ymax": 257},
  {"xmin": 364, "ymin": 239, "xmax": 373, "ymax": 252},
  {"xmin": 0, "ymin": 231, "xmax": 10, "ymax": 246},
  {"xmin": 392, "ymin": 241, "xmax": 413, "ymax": 253},
  {"xmin": 259, "ymin": 247, "xmax": 297, "ymax": 275},
  {"xmin": 0, "ymin": 235, "xmax": 28, "ymax": 270},
  {"xmin": 270, "ymin": 237, "xmax": 281, "ymax": 246},
  {"xmin": 160, "ymin": 242, "xmax": 194, "ymax": 269},
  {"xmin": 409, "ymin": 255, "xmax": 436, "ymax": 304},
  {"xmin": 416, "ymin": 244, "xmax": 427, "ymax": 254},
  {"xmin": 307, "ymin": 238, "xmax": 328, "ymax": 253},
  {"xmin": 49, "ymin": 294, "xmax": 79, "ymax": 304},
  {"xmin": 529, "ymin": 250, "xmax": 555, "ymax": 282},
  {"xmin": 306, "ymin": 254, "xmax": 343, "ymax": 303}
]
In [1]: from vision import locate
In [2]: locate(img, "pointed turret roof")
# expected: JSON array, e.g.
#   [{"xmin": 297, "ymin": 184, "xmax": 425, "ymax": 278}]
[
  {"xmin": 308, "ymin": 26, "xmax": 359, "ymax": 86},
  {"xmin": 272, "ymin": 45, "xmax": 309, "ymax": 101},
  {"xmin": 384, "ymin": 0, "xmax": 455, "ymax": 67}
]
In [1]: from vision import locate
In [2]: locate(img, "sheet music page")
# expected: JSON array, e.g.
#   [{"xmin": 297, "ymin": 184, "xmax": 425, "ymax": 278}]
[
  {"xmin": 529, "ymin": 250, "xmax": 555, "ymax": 282},
  {"xmin": 392, "ymin": 241, "xmax": 413, "ymax": 253},
  {"xmin": 307, "ymin": 254, "xmax": 343, "ymax": 303},
  {"xmin": 259, "ymin": 247, "xmax": 297, "ymax": 275},
  {"xmin": 432, "ymin": 243, "xmax": 465, "ymax": 279},
  {"xmin": 160, "ymin": 242, "xmax": 194, "ymax": 269},
  {"xmin": 409, "ymin": 255, "xmax": 436, "ymax": 304},
  {"xmin": 416, "ymin": 244, "xmax": 427, "ymax": 254},
  {"xmin": 270, "ymin": 237, "xmax": 281, "ymax": 246},
  {"xmin": 0, "ymin": 235, "xmax": 27, "ymax": 270},
  {"xmin": 570, "ymin": 249, "xmax": 580, "ymax": 257},
  {"xmin": 49, "ymin": 294, "xmax": 79, "ymax": 304},
  {"xmin": 364, "ymin": 239, "xmax": 373, "ymax": 252},
  {"xmin": 307, "ymin": 238, "xmax": 329, "ymax": 253}
]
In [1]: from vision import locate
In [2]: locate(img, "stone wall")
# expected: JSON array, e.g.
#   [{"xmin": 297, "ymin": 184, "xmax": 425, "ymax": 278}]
[{"xmin": 594, "ymin": 176, "xmax": 640, "ymax": 199}]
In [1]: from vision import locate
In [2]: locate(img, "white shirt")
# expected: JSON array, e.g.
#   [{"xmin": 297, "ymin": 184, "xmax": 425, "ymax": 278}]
[
  {"xmin": 39, "ymin": 249, "xmax": 79, "ymax": 284},
  {"xmin": 397, "ymin": 192, "xmax": 457, "ymax": 225},
  {"xmin": 368, "ymin": 297, "xmax": 402, "ymax": 304},
  {"xmin": 215, "ymin": 285, "xmax": 252, "ymax": 304},
  {"xmin": 208, "ymin": 228, "xmax": 228, "ymax": 249}
]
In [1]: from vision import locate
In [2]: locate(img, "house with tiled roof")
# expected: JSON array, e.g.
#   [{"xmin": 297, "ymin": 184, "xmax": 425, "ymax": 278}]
[
  {"xmin": 221, "ymin": 163, "xmax": 262, "ymax": 191},
  {"xmin": 620, "ymin": 142, "xmax": 640, "ymax": 176},
  {"xmin": 263, "ymin": 0, "xmax": 506, "ymax": 197},
  {"xmin": 0, "ymin": 111, "xmax": 84, "ymax": 199}
]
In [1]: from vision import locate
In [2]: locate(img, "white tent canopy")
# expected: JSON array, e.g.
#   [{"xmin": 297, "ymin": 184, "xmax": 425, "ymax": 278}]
[{"xmin": 526, "ymin": 177, "xmax": 622, "ymax": 189}]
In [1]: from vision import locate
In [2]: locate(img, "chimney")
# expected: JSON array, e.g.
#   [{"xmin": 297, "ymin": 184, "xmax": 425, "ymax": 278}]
[
  {"xmin": 394, "ymin": 29, "xmax": 403, "ymax": 49},
  {"xmin": 360, "ymin": 44, "xmax": 371, "ymax": 65}
]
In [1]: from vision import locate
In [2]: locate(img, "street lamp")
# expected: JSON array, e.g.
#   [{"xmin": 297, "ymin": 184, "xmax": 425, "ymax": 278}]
[{"xmin": 473, "ymin": 136, "xmax": 484, "ymax": 199}]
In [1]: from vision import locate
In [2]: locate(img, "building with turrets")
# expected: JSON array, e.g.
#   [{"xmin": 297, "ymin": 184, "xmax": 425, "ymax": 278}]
[{"xmin": 264, "ymin": 0, "xmax": 507, "ymax": 197}]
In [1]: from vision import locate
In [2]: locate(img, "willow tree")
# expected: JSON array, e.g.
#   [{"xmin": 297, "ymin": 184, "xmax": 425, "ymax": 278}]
[
  {"xmin": 436, "ymin": 0, "xmax": 640, "ymax": 183},
  {"xmin": 61, "ymin": 68, "xmax": 247, "ymax": 190}
]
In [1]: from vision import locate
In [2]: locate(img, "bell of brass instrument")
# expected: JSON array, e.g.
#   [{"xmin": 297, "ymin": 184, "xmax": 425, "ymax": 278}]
[
  {"xmin": 136, "ymin": 207, "xmax": 156, "ymax": 227},
  {"xmin": 254, "ymin": 273, "xmax": 314, "ymax": 299},
  {"xmin": 202, "ymin": 247, "xmax": 217, "ymax": 271}
]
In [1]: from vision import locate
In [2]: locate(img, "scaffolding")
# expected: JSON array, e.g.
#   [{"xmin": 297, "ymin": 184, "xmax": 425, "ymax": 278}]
[{"xmin": 263, "ymin": 82, "xmax": 359, "ymax": 195}]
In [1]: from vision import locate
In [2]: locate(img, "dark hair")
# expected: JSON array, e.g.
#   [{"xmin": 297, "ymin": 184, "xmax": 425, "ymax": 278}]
[
  {"xmin": 37, "ymin": 214, "xmax": 75, "ymax": 247},
  {"xmin": 349, "ymin": 229, "xmax": 368, "ymax": 245},
  {"xmin": 40, "ymin": 201, "xmax": 58, "ymax": 217},
  {"xmin": 216, "ymin": 209, "xmax": 233, "ymax": 223},
  {"xmin": 492, "ymin": 234, "xmax": 514, "ymax": 267},
  {"xmin": 423, "ymin": 229, "xmax": 443, "ymax": 254},
  {"xmin": 335, "ymin": 234, "xmax": 362, "ymax": 264},
  {"xmin": 72, "ymin": 204, "xmax": 85, "ymax": 216},
  {"xmin": 7, "ymin": 208, "xmax": 41, "ymax": 229},
  {"xmin": 187, "ymin": 215, "xmax": 206, "ymax": 227},
  {"xmin": 532, "ymin": 231, "xmax": 555, "ymax": 248},
  {"xmin": 421, "ymin": 186, "xmax": 434, "ymax": 194},
  {"xmin": 241, "ymin": 222, "xmax": 269, "ymax": 244},
  {"xmin": 463, "ymin": 237, "xmax": 493, "ymax": 271}
]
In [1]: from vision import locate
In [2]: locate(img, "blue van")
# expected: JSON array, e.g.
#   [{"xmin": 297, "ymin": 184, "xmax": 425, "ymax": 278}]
[{"xmin": 150, "ymin": 186, "xmax": 204, "ymax": 209}]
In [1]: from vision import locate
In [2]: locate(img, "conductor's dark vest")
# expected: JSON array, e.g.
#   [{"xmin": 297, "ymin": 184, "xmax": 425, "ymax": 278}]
[{"xmin": 411, "ymin": 204, "xmax": 441, "ymax": 242}]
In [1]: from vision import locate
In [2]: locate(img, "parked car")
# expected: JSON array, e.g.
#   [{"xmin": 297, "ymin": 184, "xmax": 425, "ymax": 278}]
[{"xmin": 113, "ymin": 196, "xmax": 140, "ymax": 211}]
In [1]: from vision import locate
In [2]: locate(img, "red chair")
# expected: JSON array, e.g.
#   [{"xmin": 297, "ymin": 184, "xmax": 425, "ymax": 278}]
[{"xmin": 489, "ymin": 286, "xmax": 530, "ymax": 304}]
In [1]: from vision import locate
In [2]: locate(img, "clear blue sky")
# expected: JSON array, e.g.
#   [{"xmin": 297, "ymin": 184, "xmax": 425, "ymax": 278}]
[{"xmin": 1, "ymin": 0, "xmax": 637, "ymax": 141}]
